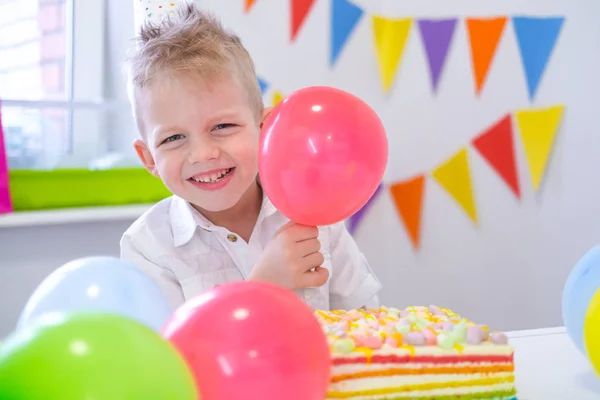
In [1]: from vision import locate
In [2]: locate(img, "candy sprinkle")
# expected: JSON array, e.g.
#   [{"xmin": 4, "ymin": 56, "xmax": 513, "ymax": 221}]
[{"xmin": 314, "ymin": 306, "xmax": 509, "ymax": 351}]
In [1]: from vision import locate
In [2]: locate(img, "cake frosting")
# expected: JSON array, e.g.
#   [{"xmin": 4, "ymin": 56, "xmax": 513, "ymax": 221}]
[{"xmin": 315, "ymin": 305, "xmax": 517, "ymax": 400}]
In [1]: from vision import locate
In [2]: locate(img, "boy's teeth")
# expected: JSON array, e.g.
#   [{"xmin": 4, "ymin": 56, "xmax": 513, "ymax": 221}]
[{"xmin": 193, "ymin": 168, "xmax": 231, "ymax": 183}]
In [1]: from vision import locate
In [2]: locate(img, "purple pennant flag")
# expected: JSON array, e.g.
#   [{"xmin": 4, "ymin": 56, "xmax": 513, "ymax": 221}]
[
  {"xmin": 418, "ymin": 18, "xmax": 458, "ymax": 93},
  {"xmin": 348, "ymin": 183, "xmax": 383, "ymax": 235}
]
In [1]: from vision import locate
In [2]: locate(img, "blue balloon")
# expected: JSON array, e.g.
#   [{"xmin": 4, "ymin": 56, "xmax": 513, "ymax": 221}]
[
  {"xmin": 16, "ymin": 256, "xmax": 173, "ymax": 333},
  {"xmin": 562, "ymin": 244, "xmax": 600, "ymax": 354}
]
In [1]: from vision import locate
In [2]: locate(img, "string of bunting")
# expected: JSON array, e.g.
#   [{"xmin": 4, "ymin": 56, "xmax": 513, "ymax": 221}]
[
  {"xmin": 351, "ymin": 104, "xmax": 566, "ymax": 249},
  {"xmin": 245, "ymin": 0, "xmax": 565, "ymax": 101}
]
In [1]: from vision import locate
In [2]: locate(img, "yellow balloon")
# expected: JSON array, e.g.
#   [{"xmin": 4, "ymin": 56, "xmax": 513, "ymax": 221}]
[{"xmin": 584, "ymin": 286, "xmax": 600, "ymax": 377}]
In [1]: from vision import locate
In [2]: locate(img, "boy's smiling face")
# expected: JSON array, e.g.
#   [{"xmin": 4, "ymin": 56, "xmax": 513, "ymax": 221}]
[{"xmin": 134, "ymin": 72, "xmax": 263, "ymax": 213}]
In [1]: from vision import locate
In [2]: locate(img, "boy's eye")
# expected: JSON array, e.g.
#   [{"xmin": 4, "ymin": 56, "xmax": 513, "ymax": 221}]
[
  {"xmin": 162, "ymin": 134, "xmax": 185, "ymax": 144},
  {"xmin": 213, "ymin": 123, "xmax": 236, "ymax": 131}
]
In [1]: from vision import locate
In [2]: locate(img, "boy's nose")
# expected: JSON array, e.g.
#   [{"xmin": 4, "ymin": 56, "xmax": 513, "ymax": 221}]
[{"xmin": 187, "ymin": 140, "xmax": 221, "ymax": 164}]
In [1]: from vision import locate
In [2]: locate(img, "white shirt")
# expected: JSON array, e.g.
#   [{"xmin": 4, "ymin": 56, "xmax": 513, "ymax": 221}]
[{"xmin": 120, "ymin": 195, "xmax": 382, "ymax": 311}]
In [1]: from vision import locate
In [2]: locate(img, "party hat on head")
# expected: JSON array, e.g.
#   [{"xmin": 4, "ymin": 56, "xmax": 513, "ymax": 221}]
[{"xmin": 134, "ymin": 0, "xmax": 189, "ymax": 35}]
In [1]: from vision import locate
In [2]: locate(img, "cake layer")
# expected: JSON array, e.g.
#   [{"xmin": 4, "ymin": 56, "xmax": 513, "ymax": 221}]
[
  {"xmin": 326, "ymin": 379, "xmax": 516, "ymax": 399},
  {"xmin": 332, "ymin": 363, "xmax": 514, "ymax": 382},
  {"xmin": 328, "ymin": 372, "xmax": 514, "ymax": 393},
  {"xmin": 327, "ymin": 385, "xmax": 517, "ymax": 400}
]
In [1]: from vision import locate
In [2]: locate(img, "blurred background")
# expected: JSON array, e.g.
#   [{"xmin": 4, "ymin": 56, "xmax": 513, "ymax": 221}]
[{"xmin": 1, "ymin": 0, "xmax": 600, "ymax": 338}]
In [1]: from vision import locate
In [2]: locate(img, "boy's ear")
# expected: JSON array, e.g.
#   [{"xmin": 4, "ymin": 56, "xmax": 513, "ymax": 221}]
[
  {"xmin": 133, "ymin": 139, "xmax": 160, "ymax": 178},
  {"xmin": 259, "ymin": 106, "xmax": 273, "ymax": 128}
]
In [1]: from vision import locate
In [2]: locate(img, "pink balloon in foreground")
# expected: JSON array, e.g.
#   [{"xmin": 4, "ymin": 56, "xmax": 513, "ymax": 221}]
[
  {"xmin": 259, "ymin": 86, "xmax": 388, "ymax": 226},
  {"xmin": 162, "ymin": 281, "xmax": 331, "ymax": 400}
]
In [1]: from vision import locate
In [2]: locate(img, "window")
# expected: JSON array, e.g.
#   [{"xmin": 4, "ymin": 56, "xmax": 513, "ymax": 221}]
[{"xmin": 0, "ymin": 0, "xmax": 109, "ymax": 170}]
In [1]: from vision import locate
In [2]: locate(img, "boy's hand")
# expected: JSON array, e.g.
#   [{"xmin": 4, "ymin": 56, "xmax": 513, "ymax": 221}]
[{"xmin": 249, "ymin": 221, "xmax": 329, "ymax": 290}]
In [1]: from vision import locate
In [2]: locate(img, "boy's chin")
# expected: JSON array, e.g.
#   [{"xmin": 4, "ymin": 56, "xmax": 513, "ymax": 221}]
[{"xmin": 187, "ymin": 196, "xmax": 241, "ymax": 214}]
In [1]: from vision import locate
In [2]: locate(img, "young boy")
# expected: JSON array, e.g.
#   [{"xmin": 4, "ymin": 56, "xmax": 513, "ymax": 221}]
[{"xmin": 120, "ymin": 2, "xmax": 382, "ymax": 311}]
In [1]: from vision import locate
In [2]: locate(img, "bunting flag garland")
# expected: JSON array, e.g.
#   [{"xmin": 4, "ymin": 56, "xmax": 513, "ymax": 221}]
[
  {"xmin": 344, "ymin": 104, "xmax": 565, "ymax": 245},
  {"xmin": 514, "ymin": 105, "xmax": 565, "ymax": 192},
  {"xmin": 290, "ymin": 0, "xmax": 317, "ymax": 41},
  {"xmin": 348, "ymin": 183, "xmax": 383, "ymax": 235},
  {"xmin": 372, "ymin": 16, "xmax": 413, "ymax": 93},
  {"xmin": 330, "ymin": 0, "xmax": 364, "ymax": 66},
  {"xmin": 512, "ymin": 16, "xmax": 565, "ymax": 101},
  {"xmin": 418, "ymin": 18, "xmax": 458, "ymax": 93},
  {"xmin": 466, "ymin": 17, "xmax": 508, "ymax": 95},
  {"xmin": 390, "ymin": 175, "xmax": 425, "ymax": 249},
  {"xmin": 432, "ymin": 147, "xmax": 478, "ymax": 224},
  {"xmin": 472, "ymin": 114, "xmax": 521, "ymax": 199},
  {"xmin": 244, "ymin": 7, "xmax": 565, "ymax": 97},
  {"xmin": 244, "ymin": 0, "xmax": 257, "ymax": 13}
]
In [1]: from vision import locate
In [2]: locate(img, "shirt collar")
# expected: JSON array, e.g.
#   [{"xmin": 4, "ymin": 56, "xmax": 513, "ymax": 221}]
[{"xmin": 170, "ymin": 192, "xmax": 279, "ymax": 247}]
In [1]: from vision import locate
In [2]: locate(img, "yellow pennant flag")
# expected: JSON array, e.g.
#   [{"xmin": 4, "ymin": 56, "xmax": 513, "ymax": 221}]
[
  {"xmin": 515, "ymin": 104, "xmax": 565, "ymax": 191},
  {"xmin": 432, "ymin": 147, "xmax": 478, "ymax": 224},
  {"xmin": 372, "ymin": 16, "xmax": 412, "ymax": 93},
  {"xmin": 272, "ymin": 90, "xmax": 285, "ymax": 107}
]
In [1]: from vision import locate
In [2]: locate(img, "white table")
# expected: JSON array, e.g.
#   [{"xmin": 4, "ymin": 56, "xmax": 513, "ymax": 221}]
[{"xmin": 507, "ymin": 327, "xmax": 600, "ymax": 399}]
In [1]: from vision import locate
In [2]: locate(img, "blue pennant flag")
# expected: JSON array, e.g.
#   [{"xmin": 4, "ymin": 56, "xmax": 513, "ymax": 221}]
[
  {"xmin": 258, "ymin": 76, "xmax": 269, "ymax": 94},
  {"xmin": 330, "ymin": 0, "xmax": 364, "ymax": 66},
  {"xmin": 512, "ymin": 16, "xmax": 565, "ymax": 100}
]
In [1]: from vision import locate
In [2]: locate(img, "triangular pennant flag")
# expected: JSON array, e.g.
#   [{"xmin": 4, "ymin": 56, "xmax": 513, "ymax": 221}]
[
  {"xmin": 389, "ymin": 175, "xmax": 425, "ymax": 249},
  {"xmin": 514, "ymin": 105, "xmax": 565, "ymax": 191},
  {"xmin": 466, "ymin": 17, "xmax": 507, "ymax": 95},
  {"xmin": 472, "ymin": 114, "xmax": 521, "ymax": 199},
  {"xmin": 512, "ymin": 16, "xmax": 565, "ymax": 101},
  {"xmin": 432, "ymin": 148, "xmax": 477, "ymax": 224},
  {"xmin": 257, "ymin": 76, "xmax": 269, "ymax": 94},
  {"xmin": 417, "ymin": 18, "xmax": 458, "ymax": 93},
  {"xmin": 348, "ymin": 183, "xmax": 383, "ymax": 235},
  {"xmin": 330, "ymin": 0, "xmax": 364, "ymax": 66},
  {"xmin": 244, "ymin": 0, "xmax": 257, "ymax": 13},
  {"xmin": 272, "ymin": 90, "xmax": 285, "ymax": 107},
  {"xmin": 372, "ymin": 16, "xmax": 413, "ymax": 93},
  {"xmin": 290, "ymin": 0, "xmax": 317, "ymax": 41}
]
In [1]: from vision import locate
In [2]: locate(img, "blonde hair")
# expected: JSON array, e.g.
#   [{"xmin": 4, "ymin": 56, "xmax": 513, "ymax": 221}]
[{"xmin": 125, "ymin": 3, "xmax": 264, "ymax": 128}]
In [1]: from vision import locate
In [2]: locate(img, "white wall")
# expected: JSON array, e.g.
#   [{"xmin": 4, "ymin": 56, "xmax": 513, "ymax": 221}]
[{"xmin": 2, "ymin": 0, "xmax": 600, "ymax": 337}]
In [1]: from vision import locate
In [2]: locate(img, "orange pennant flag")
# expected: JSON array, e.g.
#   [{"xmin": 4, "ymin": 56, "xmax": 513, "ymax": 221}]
[
  {"xmin": 389, "ymin": 175, "xmax": 425, "ymax": 249},
  {"xmin": 432, "ymin": 148, "xmax": 478, "ymax": 224},
  {"xmin": 244, "ymin": 0, "xmax": 257, "ymax": 13},
  {"xmin": 466, "ymin": 17, "xmax": 507, "ymax": 94}
]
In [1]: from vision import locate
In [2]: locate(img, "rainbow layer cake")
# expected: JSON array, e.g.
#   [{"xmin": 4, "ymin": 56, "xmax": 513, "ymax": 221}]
[{"xmin": 315, "ymin": 306, "xmax": 516, "ymax": 400}]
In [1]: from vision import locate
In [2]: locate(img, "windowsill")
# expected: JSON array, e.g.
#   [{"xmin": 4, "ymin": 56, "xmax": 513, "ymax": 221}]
[{"xmin": 0, "ymin": 204, "xmax": 152, "ymax": 228}]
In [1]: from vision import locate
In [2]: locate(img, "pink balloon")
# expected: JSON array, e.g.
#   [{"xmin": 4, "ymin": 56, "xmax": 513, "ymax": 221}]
[
  {"xmin": 162, "ymin": 281, "xmax": 331, "ymax": 400},
  {"xmin": 259, "ymin": 86, "xmax": 388, "ymax": 226}
]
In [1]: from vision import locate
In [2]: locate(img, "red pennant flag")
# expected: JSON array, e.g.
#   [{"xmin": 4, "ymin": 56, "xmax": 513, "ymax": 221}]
[
  {"xmin": 389, "ymin": 175, "xmax": 425, "ymax": 249},
  {"xmin": 472, "ymin": 114, "xmax": 520, "ymax": 199},
  {"xmin": 291, "ymin": 0, "xmax": 317, "ymax": 41},
  {"xmin": 244, "ymin": 0, "xmax": 257, "ymax": 13}
]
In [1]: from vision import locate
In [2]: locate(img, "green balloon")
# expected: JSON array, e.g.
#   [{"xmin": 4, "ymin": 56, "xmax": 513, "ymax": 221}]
[{"xmin": 0, "ymin": 312, "xmax": 198, "ymax": 399}]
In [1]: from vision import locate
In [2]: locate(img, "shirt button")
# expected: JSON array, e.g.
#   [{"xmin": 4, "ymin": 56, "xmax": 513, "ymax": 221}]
[{"xmin": 227, "ymin": 234, "xmax": 238, "ymax": 242}]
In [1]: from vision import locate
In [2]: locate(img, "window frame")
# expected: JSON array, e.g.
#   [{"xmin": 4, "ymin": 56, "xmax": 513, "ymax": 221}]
[{"xmin": 2, "ymin": 0, "xmax": 108, "ymax": 168}]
